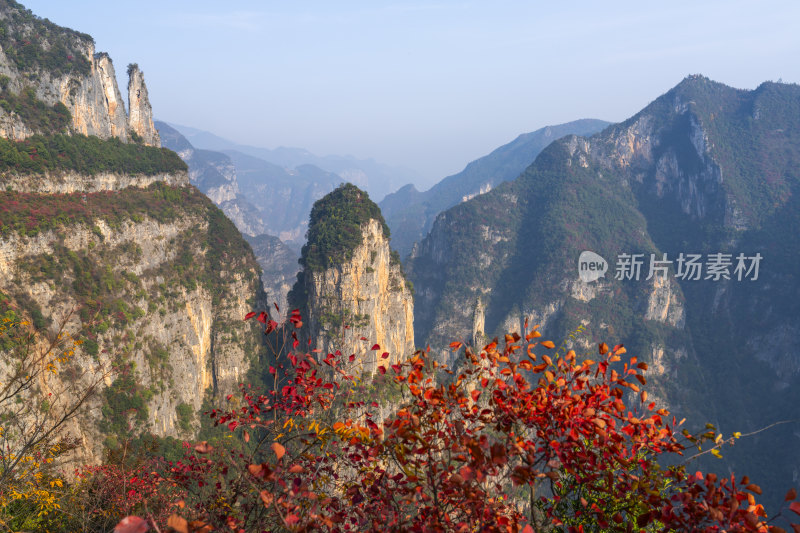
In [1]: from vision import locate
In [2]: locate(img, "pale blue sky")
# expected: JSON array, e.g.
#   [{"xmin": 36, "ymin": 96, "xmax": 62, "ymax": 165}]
[{"xmin": 21, "ymin": 0, "xmax": 800, "ymax": 187}]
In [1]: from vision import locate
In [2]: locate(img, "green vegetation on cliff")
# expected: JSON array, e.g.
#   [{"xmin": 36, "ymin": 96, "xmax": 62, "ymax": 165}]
[
  {"xmin": 0, "ymin": 133, "xmax": 187, "ymax": 176},
  {"xmin": 0, "ymin": 0, "xmax": 93, "ymax": 77},
  {"xmin": 0, "ymin": 83, "xmax": 72, "ymax": 133},
  {"xmin": 299, "ymin": 183, "xmax": 389, "ymax": 272}
]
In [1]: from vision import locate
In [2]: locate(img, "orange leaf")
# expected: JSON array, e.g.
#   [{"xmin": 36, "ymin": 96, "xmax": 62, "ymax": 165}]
[
  {"xmin": 260, "ymin": 490, "xmax": 274, "ymax": 507},
  {"xmin": 114, "ymin": 516, "xmax": 149, "ymax": 533},
  {"xmin": 450, "ymin": 341, "xmax": 463, "ymax": 351},
  {"xmin": 599, "ymin": 342, "xmax": 609, "ymax": 355},
  {"xmin": 789, "ymin": 501, "xmax": 800, "ymax": 516},
  {"xmin": 289, "ymin": 464, "xmax": 304, "ymax": 473},
  {"xmin": 271, "ymin": 442, "xmax": 286, "ymax": 460},
  {"xmin": 167, "ymin": 515, "xmax": 188, "ymax": 533},
  {"xmin": 541, "ymin": 340, "xmax": 555, "ymax": 349},
  {"xmin": 193, "ymin": 441, "xmax": 213, "ymax": 454},
  {"xmin": 747, "ymin": 483, "xmax": 762, "ymax": 495}
]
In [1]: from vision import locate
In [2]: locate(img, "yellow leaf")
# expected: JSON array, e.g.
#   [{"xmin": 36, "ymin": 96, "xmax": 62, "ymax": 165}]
[{"xmin": 711, "ymin": 449, "xmax": 722, "ymax": 459}]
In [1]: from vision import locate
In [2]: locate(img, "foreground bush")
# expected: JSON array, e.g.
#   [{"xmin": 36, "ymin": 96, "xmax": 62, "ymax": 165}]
[{"xmin": 108, "ymin": 310, "xmax": 800, "ymax": 533}]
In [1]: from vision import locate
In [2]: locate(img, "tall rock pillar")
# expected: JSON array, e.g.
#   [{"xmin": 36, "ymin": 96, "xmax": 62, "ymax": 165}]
[{"xmin": 127, "ymin": 63, "xmax": 161, "ymax": 147}]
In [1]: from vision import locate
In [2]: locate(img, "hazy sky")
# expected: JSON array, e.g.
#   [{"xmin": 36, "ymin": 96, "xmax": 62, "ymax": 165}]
[{"xmin": 21, "ymin": 0, "xmax": 800, "ymax": 187}]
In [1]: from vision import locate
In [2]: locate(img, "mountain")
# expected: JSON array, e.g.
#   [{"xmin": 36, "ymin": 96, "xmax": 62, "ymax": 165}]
[
  {"xmin": 381, "ymin": 119, "xmax": 610, "ymax": 257},
  {"xmin": 156, "ymin": 120, "xmax": 268, "ymax": 236},
  {"xmin": 0, "ymin": 0, "xmax": 265, "ymax": 462},
  {"xmin": 408, "ymin": 75, "xmax": 800, "ymax": 513},
  {"xmin": 168, "ymin": 122, "xmax": 422, "ymax": 202},
  {"xmin": 157, "ymin": 120, "xmax": 345, "ymax": 246},
  {"xmin": 223, "ymin": 149, "xmax": 343, "ymax": 245},
  {"xmin": 288, "ymin": 184, "xmax": 414, "ymax": 372}
]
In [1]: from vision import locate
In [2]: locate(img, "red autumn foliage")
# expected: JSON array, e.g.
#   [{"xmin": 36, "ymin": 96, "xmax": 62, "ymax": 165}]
[{"xmin": 117, "ymin": 311, "xmax": 799, "ymax": 532}]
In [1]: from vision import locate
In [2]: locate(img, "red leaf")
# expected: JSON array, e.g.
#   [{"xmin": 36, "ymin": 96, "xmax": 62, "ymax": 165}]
[
  {"xmin": 786, "ymin": 488, "xmax": 798, "ymax": 501},
  {"xmin": 378, "ymin": 366, "xmax": 387, "ymax": 375},
  {"xmin": 790, "ymin": 501, "xmax": 800, "ymax": 516},
  {"xmin": 256, "ymin": 312, "xmax": 267, "ymax": 324},
  {"xmin": 471, "ymin": 390, "xmax": 481, "ymax": 402},
  {"xmin": 349, "ymin": 354, "xmax": 356, "ymax": 362},
  {"xmin": 244, "ymin": 311, "xmax": 257, "ymax": 320},
  {"xmin": 381, "ymin": 352, "xmax": 390, "ymax": 359},
  {"xmin": 114, "ymin": 516, "xmax": 149, "ymax": 533},
  {"xmin": 227, "ymin": 421, "xmax": 238, "ymax": 431},
  {"xmin": 371, "ymin": 344, "xmax": 380, "ymax": 351}
]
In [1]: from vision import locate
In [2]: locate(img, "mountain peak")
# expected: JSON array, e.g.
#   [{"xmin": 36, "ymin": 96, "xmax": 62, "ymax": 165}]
[{"xmin": 300, "ymin": 183, "xmax": 389, "ymax": 272}]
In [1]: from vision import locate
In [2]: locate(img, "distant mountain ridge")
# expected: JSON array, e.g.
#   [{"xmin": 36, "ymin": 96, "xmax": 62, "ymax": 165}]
[
  {"xmin": 167, "ymin": 122, "xmax": 422, "ymax": 202},
  {"xmin": 380, "ymin": 119, "xmax": 610, "ymax": 256}
]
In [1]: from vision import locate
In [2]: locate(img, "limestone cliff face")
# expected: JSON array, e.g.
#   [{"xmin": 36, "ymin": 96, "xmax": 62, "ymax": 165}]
[
  {"xmin": 0, "ymin": 185, "xmax": 265, "ymax": 462},
  {"xmin": 0, "ymin": 3, "xmax": 160, "ymax": 144},
  {"xmin": 126, "ymin": 64, "xmax": 160, "ymax": 146},
  {"xmin": 303, "ymin": 219, "xmax": 414, "ymax": 373},
  {"xmin": 0, "ymin": 169, "xmax": 188, "ymax": 193}
]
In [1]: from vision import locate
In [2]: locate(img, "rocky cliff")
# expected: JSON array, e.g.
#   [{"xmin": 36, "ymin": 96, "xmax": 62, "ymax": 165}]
[
  {"xmin": 0, "ymin": 184, "xmax": 265, "ymax": 462},
  {"xmin": 0, "ymin": 0, "xmax": 265, "ymax": 463},
  {"xmin": 290, "ymin": 184, "xmax": 414, "ymax": 373},
  {"xmin": 127, "ymin": 63, "xmax": 160, "ymax": 146},
  {"xmin": 0, "ymin": 0, "xmax": 160, "ymax": 146}
]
